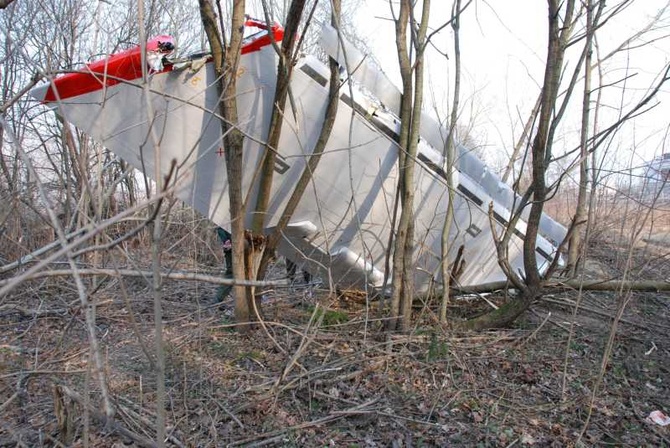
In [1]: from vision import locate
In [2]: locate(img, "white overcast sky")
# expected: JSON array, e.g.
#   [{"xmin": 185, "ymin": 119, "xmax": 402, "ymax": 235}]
[{"xmin": 355, "ymin": 1, "xmax": 670, "ymax": 170}]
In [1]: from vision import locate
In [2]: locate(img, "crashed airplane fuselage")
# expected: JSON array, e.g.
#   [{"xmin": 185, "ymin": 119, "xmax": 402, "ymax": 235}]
[{"xmin": 31, "ymin": 19, "xmax": 567, "ymax": 292}]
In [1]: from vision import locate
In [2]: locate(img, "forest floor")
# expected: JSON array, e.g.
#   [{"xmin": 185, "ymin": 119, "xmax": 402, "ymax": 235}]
[{"xmin": 1, "ymin": 231, "xmax": 669, "ymax": 447}]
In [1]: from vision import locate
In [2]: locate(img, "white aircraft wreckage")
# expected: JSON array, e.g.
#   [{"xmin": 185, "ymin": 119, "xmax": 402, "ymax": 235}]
[{"xmin": 32, "ymin": 18, "xmax": 567, "ymax": 293}]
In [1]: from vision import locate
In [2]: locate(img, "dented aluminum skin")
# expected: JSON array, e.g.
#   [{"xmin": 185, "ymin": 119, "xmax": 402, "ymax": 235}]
[{"xmin": 31, "ymin": 20, "xmax": 567, "ymax": 293}]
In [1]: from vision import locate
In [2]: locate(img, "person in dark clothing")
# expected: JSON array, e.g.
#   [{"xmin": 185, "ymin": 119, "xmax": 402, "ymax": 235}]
[
  {"xmin": 286, "ymin": 259, "xmax": 312, "ymax": 283},
  {"xmin": 216, "ymin": 227, "xmax": 233, "ymax": 277},
  {"xmin": 217, "ymin": 226, "xmax": 311, "ymax": 290},
  {"xmin": 215, "ymin": 227, "xmax": 233, "ymax": 302}
]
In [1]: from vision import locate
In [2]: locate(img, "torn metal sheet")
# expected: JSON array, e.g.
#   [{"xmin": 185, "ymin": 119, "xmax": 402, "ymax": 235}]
[{"xmin": 31, "ymin": 19, "xmax": 567, "ymax": 292}]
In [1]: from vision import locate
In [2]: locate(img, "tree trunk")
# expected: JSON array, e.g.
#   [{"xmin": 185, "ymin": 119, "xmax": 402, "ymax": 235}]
[
  {"xmin": 198, "ymin": 0, "xmax": 249, "ymax": 329},
  {"xmin": 389, "ymin": 0, "xmax": 430, "ymax": 332},
  {"xmin": 258, "ymin": 0, "xmax": 341, "ymax": 280},
  {"xmin": 440, "ymin": 0, "xmax": 462, "ymax": 324},
  {"xmin": 463, "ymin": 0, "xmax": 577, "ymax": 329},
  {"xmin": 456, "ymin": 294, "xmax": 536, "ymax": 330},
  {"xmin": 566, "ymin": 0, "xmax": 599, "ymax": 276},
  {"xmin": 251, "ymin": 0, "xmax": 306, "ymax": 233},
  {"xmin": 388, "ymin": 0, "xmax": 412, "ymax": 331}
]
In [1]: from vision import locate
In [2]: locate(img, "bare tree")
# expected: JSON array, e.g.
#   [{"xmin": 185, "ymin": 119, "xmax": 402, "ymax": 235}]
[
  {"xmin": 439, "ymin": 0, "xmax": 463, "ymax": 324},
  {"xmin": 566, "ymin": 0, "xmax": 603, "ymax": 276},
  {"xmin": 251, "ymin": 0, "xmax": 308, "ymax": 235},
  {"xmin": 246, "ymin": 0, "xmax": 309, "ymax": 315},
  {"xmin": 198, "ymin": 0, "xmax": 249, "ymax": 327},
  {"xmin": 457, "ymin": 0, "xmax": 579, "ymax": 330},
  {"xmin": 456, "ymin": 0, "xmax": 670, "ymax": 329},
  {"xmin": 386, "ymin": 0, "xmax": 431, "ymax": 332},
  {"xmin": 258, "ymin": 0, "xmax": 342, "ymax": 279}
]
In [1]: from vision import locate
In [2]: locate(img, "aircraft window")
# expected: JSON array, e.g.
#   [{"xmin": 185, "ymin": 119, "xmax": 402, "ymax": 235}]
[
  {"xmin": 341, "ymin": 94, "xmax": 375, "ymax": 122},
  {"xmin": 274, "ymin": 156, "xmax": 290, "ymax": 174},
  {"xmin": 417, "ymin": 153, "xmax": 446, "ymax": 178},
  {"xmin": 492, "ymin": 210, "xmax": 506, "ymax": 226},
  {"xmin": 536, "ymin": 247, "xmax": 551, "ymax": 261},
  {"xmin": 492, "ymin": 210, "xmax": 525, "ymax": 240},
  {"xmin": 299, "ymin": 64, "xmax": 328, "ymax": 87},
  {"xmin": 457, "ymin": 184, "xmax": 483, "ymax": 206},
  {"xmin": 243, "ymin": 29, "xmax": 268, "ymax": 43},
  {"xmin": 466, "ymin": 224, "xmax": 481, "ymax": 237},
  {"xmin": 336, "ymin": 93, "xmax": 399, "ymax": 142},
  {"xmin": 370, "ymin": 117, "xmax": 399, "ymax": 141}
]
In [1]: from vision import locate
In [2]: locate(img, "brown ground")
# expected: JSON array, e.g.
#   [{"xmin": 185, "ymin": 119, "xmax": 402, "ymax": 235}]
[{"xmin": 1, "ymin": 231, "xmax": 669, "ymax": 447}]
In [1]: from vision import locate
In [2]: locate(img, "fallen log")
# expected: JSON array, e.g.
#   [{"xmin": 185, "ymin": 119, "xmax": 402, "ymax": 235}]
[
  {"xmin": 2, "ymin": 267, "xmax": 668, "ymax": 295},
  {"xmin": 0, "ymin": 268, "xmax": 283, "ymax": 289},
  {"xmin": 451, "ymin": 278, "xmax": 670, "ymax": 295}
]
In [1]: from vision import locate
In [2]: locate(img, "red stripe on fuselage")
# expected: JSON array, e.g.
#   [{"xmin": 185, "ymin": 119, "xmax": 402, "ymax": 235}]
[
  {"xmin": 42, "ymin": 26, "xmax": 283, "ymax": 103},
  {"xmin": 241, "ymin": 26, "xmax": 284, "ymax": 55},
  {"xmin": 43, "ymin": 36, "xmax": 175, "ymax": 102}
]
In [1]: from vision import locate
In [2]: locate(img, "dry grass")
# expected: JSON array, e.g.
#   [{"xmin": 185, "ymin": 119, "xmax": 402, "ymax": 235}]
[{"xmin": 1, "ymin": 202, "xmax": 670, "ymax": 446}]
